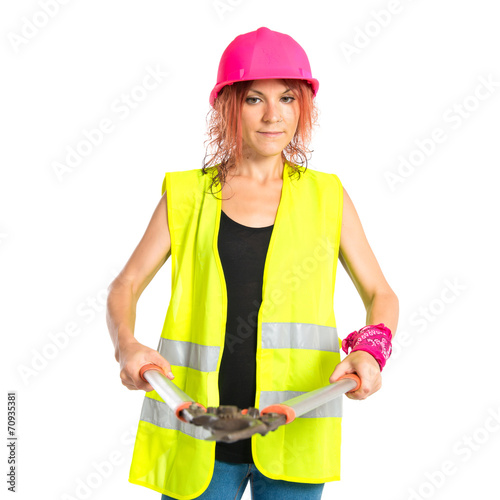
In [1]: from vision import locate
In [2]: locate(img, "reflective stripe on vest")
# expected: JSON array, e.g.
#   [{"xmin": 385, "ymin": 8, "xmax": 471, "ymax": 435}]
[
  {"xmin": 140, "ymin": 396, "xmax": 212, "ymax": 440},
  {"xmin": 157, "ymin": 323, "xmax": 338, "ymax": 373},
  {"xmin": 129, "ymin": 163, "xmax": 344, "ymax": 499},
  {"xmin": 158, "ymin": 338, "xmax": 220, "ymax": 372},
  {"xmin": 261, "ymin": 322, "xmax": 339, "ymax": 352}
]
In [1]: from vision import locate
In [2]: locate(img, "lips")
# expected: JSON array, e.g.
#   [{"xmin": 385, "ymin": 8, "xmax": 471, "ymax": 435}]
[{"xmin": 258, "ymin": 132, "xmax": 283, "ymax": 136}]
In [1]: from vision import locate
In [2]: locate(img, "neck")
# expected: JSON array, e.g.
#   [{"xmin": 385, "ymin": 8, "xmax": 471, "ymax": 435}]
[{"xmin": 229, "ymin": 155, "xmax": 286, "ymax": 183}]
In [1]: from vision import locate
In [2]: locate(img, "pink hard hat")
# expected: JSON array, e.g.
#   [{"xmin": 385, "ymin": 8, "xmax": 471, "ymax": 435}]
[{"xmin": 209, "ymin": 26, "xmax": 319, "ymax": 108}]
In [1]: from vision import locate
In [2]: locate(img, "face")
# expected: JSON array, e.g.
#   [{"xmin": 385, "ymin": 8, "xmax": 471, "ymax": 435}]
[{"xmin": 240, "ymin": 79, "xmax": 300, "ymax": 161}]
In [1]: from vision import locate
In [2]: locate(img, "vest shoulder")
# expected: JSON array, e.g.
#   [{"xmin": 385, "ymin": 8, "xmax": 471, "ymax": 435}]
[
  {"xmin": 299, "ymin": 167, "xmax": 342, "ymax": 187},
  {"xmin": 162, "ymin": 168, "xmax": 216, "ymax": 194},
  {"xmin": 166, "ymin": 168, "xmax": 208, "ymax": 179}
]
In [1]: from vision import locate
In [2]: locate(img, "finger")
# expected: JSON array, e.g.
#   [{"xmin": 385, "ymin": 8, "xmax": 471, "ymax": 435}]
[
  {"xmin": 134, "ymin": 376, "xmax": 156, "ymax": 392},
  {"xmin": 347, "ymin": 381, "xmax": 377, "ymax": 400},
  {"xmin": 122, "ymin": 381, "xmax": 138, "ymax": 390},
  {"xmin": 346, "ymin": 388, "xmax": 367, "ymax": 400},
  {"xmin": 139, "ymin": 382, "xmax": 155, "ymax": 392},
  {"xmin": 120, "ymin": 368, "xmax": 153, "ymax": 392},
  {"xmin": 152, "ymin": 356, "xmax": 175, "ymax": 380},
  {"xmin": 329, "ymin": 361, "xmax": 355, "ymax": 383},
  {"xmin": 346, "ymin": 392, "xmax": 364, "ymax": 400},
  {"xmin": 136, "ymin": 361, "xmax": 176, "ymax": 391},
  {"xmin": 144, "ymin": 356, "xmax": 175, "ymax": 380},
  {"xmin": 122, "ymin": 376, "xmax": 155, "ymax": 392}
]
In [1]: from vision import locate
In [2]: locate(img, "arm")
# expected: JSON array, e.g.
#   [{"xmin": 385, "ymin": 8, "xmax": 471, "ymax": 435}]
[
  {"xmin": 330, "ymin": 187, "xmax": 399, "ymax": 400},
  {"xmin": 106, "ymin": 191, "xmax": 174, "ymax": 392}
]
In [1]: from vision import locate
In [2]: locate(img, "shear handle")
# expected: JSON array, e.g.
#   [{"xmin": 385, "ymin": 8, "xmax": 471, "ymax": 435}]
[
  {"xmin": 139, "ymin": 363, "xmax": 206, "ymax": 423},
  {"xmin": 260, "ymin": 374, "xmax": 361, "ymax": 424}
]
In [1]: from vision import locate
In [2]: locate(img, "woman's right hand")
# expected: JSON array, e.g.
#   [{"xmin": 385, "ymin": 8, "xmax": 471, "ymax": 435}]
[{"xmin": 117, "ymin": 340, "xmax": 174, "ymax": 392}]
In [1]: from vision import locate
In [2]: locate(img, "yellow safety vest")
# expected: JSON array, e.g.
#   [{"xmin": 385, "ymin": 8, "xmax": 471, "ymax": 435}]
[{"xmin": 128, "ymin": 161, "xmax": 344, "ymax": 499}]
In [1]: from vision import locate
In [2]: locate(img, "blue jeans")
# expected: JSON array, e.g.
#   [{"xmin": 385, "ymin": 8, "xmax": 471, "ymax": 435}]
[{"xmin": 160, "ymin": 459, "xmax": 325, "ymax": 500}]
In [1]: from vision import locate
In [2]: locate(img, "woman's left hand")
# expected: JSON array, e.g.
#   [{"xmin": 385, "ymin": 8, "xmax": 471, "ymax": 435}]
[{"xmin": 329, "ymin": 350, "xmax": 382, "ymax": 400}]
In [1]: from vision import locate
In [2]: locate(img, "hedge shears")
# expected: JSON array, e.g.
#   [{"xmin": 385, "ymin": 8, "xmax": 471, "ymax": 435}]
[{"xmin": 139, "ymin": 363, "xmax": 361, "ymax": 443}]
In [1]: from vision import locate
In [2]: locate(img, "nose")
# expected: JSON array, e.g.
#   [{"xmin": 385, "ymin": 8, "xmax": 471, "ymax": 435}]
[{"xmin": 262, "ymin": 100, "xmax": 283, "ymax": 123}]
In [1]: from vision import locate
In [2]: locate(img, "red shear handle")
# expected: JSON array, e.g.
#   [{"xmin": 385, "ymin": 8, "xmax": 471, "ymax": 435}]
[
  {"xmin": 139, "ymin": 362, "xmax": 165, "ymax": 383},
  {"xmin": 261, "ymin": 404, "xmax": 297, "ymax": 424}
]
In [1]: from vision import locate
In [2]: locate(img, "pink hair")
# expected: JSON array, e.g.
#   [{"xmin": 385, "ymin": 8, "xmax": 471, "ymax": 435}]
[{"xmin": 202, "ymin": 79, "xmax": 319, "ymax": 198}]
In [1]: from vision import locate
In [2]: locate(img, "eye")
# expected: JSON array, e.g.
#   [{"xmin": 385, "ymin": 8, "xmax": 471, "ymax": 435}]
[
  {"xmin": 246, "ymin": 97, "xmax": 261, "ymax": 104},
  {"xmin": 245, "ymin": 96, "xmax": 295, "ymax": 104}
]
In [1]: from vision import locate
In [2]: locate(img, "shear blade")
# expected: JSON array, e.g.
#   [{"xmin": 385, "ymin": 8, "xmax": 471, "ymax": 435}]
[{"xmin": 205, "ymin": 421, "xmax": 270, "ymax": 442}]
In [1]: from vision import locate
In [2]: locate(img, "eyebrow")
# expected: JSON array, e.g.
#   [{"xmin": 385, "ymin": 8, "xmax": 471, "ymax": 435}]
[{"xmin": 248, "ymin": 88, "xmax": 293, "ymax": 95}]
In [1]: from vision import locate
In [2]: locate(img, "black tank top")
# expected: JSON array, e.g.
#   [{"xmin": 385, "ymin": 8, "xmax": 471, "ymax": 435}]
[{"xmin": 215, "ymin": 209, "xmax": 274, "ymax": 463}]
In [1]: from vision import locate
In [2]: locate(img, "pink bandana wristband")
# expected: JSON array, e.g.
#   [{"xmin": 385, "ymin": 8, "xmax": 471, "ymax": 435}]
[{"xmin": 341, "ymin": 323, "xmax": 393, "ymax": 371}]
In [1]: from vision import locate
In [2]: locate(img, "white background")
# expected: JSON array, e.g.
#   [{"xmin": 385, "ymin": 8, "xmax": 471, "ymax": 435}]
[{"xmin": 1, "ymin": 1, "xmax": 499, "ymax": 499}]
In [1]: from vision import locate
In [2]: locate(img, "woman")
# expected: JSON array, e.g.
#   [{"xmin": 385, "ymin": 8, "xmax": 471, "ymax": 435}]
[{"xmin": 106, "ymin": 27, "xmax": 399, "ymax": 500}]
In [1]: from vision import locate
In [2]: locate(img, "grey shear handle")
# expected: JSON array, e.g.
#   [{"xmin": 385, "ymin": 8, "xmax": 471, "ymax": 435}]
[
  {"xmin": 260, "ymin": 374, "xmax": 361, "ymax": 423},
  {"xmin": 139, "ymin": 363, "xmax": 204, "ymax": 423}
]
